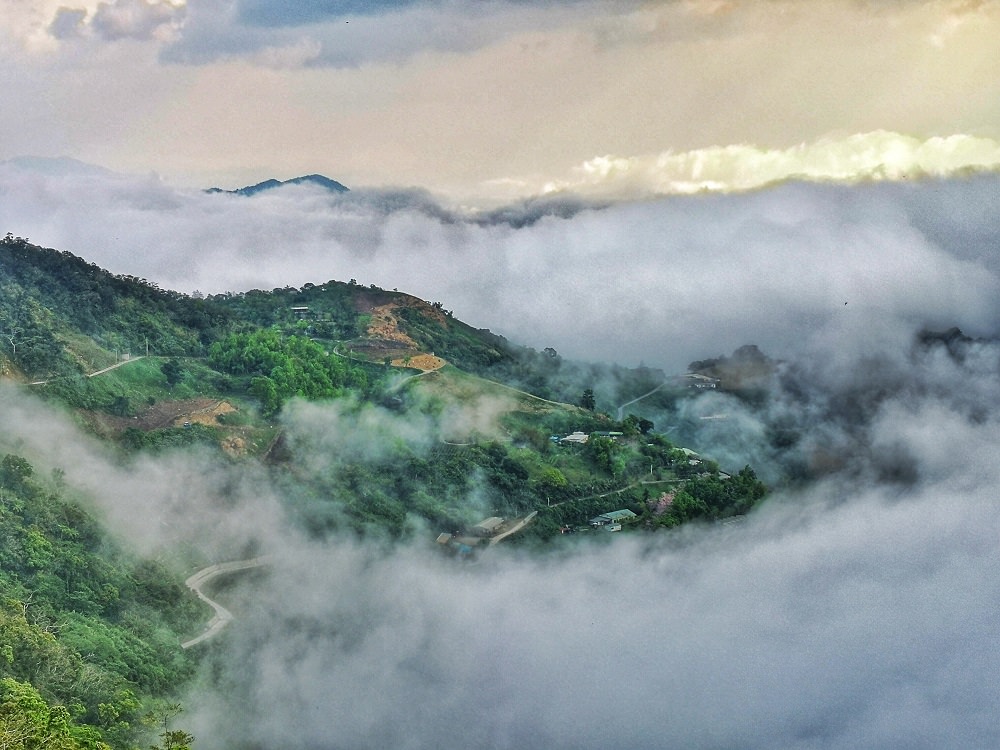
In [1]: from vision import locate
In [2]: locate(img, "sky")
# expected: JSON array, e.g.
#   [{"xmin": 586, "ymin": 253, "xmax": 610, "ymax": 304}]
[{"xmin": 2, "ymin": 0, "xmax": 1000, "ymax": 199}]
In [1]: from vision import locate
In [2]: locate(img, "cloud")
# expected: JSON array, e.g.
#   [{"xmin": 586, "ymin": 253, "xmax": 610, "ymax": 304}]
[
  {"xmin": 162, "ymin": 0, "xmax": 619, "ymax": 68},
  {"xmin": 90, "ymin": 0, "xmax": 185, "ymax": 41},
  {"xmin": 3, "ymin": 164, "xmax": 1000, "ymax": 376},
  {"xmin": 48, "ymin": 7, "xmax": 89, "ymax": 39},
  {"xmin": 534, "ymin": 132, "xmax": 1000, "ymax": 199},
  {"xmin": 39, "ymin": 0, "xmax": 186, "ymax": 44},
  {"xmin": 236, "ymin": 0, "xmax": 423, "ymax": 26},
  {"xmin": 0, "ymin": 383, "xmax": 285, "ymax": 558},
  {"xmin": 179, "ymin": 376, "xmax": 1000, "ymax": 749}
]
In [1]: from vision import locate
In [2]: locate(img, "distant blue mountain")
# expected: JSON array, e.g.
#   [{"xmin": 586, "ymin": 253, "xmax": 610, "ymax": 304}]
[
  {"xmin": 208, "ymin": 174, "xmax": 350, "ymax": 196},
  {"xmin": 2, "ymin": 156, "xmax": 118, "ymax": 178}
]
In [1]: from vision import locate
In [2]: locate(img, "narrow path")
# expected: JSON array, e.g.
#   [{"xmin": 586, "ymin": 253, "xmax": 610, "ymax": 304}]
[
  {"xmin": 86, "ymin": 355, "xmax": 146, "ymax": 378},
  {"xmin": 485, "ymin": 380, "xmax": 575, "ymax": 408},
  {"xmin": 616, "ymin": 380, "xmax": 667, "ymax": 421},
  {"xmin": 29, "ymin": 355, "xmax": 147, "ymax": 385},
  {"xmin": 545, "ymin": 478, "xmax": 683, "ymax": 510},
  {"xmin": 489, "ymin": 511, "xmax": 538, "ymax": 546},
  {"xmin": 181, "ymin": 556, "xmax": 270, "ymax": 649}
]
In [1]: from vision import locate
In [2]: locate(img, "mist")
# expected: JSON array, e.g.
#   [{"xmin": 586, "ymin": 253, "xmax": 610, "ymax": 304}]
[
  {"xmin": 184, "ymin": 351, "xmax": 1000, "ymax": 749},
  {"xmin": 3, "ymin": 161, "xmax": 1000, "ymax": 747},
  {"xmin": 4, "ymin": 164, "xmax": 1000, "ymax": 374}
]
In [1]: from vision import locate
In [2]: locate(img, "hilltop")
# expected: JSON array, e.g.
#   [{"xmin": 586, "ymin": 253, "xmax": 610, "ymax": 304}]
[
  {"xmin": 206, "ymin": 173, "xmax": 350, "ymax": 196},
  {"xmin": 0, "ymin": 232, "xmax": 764, "ymax": 528}
]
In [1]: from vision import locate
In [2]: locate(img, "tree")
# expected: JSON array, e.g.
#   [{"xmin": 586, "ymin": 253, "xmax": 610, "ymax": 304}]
[
  {"xmin": 580, "ymin": 388, "xmax": 595, "ymax": 411},
  {"xmin": 160, "ymin": 359, "xmax": 184, "ymax": 387},
  {"xmin": 0, "ymin": 454, "xmax": 33, "ymax": 488},
  {"xmin": 110, "ymin": 394, "xmax": 130, "ymax": 417},
  {"xmin": 151, "ymin": 729, "xmax": 194, "ymax": 750},
  {"xmin": 622, "ymin": 414, "xmax": 640, "ymax": 435},
  {"xmin": 586, "ymin": 435, "xmax": 625, "ymax": 476},
  {"xmin": 536, "ymin": 467, "xmax": 568, "ymax": 504}
]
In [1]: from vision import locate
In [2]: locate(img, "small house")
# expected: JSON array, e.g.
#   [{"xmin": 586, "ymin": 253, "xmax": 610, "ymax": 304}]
[{"xmin": 589, "ymin": 509, "xmax": 637, "ymax": 527}]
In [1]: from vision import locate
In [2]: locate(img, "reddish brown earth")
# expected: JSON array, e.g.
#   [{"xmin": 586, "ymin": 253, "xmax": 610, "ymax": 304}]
[{"xmin": 82, "ymin": 398, "xmax": 234, "ymax": 434}]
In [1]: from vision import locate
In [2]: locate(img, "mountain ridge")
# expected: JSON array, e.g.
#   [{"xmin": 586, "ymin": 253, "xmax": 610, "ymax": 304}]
[{"xmin": 206, "ymin": 173, "xmax": 350, "ymax": 196}]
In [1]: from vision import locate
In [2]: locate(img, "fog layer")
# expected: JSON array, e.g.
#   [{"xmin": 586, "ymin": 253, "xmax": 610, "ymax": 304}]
[
  {"xmin": 3, "ymin": 164, "xmax": 1000, "ymax": 373},
  {"xmin": 192, "ymin": 349, "xmax": 1000, "ymax": 749},
  {"xmin": 3, "ymin": 163, "xmax": 1000, "ymax": 748}
]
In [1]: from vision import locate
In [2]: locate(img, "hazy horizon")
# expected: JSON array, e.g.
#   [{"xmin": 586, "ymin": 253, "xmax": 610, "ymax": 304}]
[{"xmin": 4, "ymin": 0, "xmax": 1000, "ymax": 199}]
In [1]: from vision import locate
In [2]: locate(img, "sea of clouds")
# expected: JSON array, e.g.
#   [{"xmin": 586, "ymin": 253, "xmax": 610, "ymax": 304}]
[
  {"xmin": 3, "ymin": 163, "xmax": 1000, "ymax": 747},
  {"xmin": 2, "ymin": 159, "xmax": 1000, "ymax": 374}
]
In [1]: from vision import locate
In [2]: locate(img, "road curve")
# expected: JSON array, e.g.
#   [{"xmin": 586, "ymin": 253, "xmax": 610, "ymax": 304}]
[
  {"xmin": 616, "ymin": 380, "xmax": 667, "ymax": 421},
  {"xmin": 489, "ymin": 511, "xmax": 538, "ymax": 546},
  {"xmin": 181, "ymin": 556, "xmax": 270, "ymax": 649}
]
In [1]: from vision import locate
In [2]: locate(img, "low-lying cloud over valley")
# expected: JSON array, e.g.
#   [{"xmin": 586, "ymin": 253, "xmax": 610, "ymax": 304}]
[
  {"xmin": 2, "ymin": 158, "xmax": 1000, "ymax": 746},
  {"xmin": 2, "ymin": 159, "xmax": 1000, "ymax": 374},
  {"xmin": 5, "ymin": 322, "xmax": 1000, "ymax": 748}
]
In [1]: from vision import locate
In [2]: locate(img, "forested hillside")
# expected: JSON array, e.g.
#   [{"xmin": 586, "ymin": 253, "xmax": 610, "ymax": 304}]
[
  {"xmin": 0, "ymin": 234, "xmax": 229, "ymax": 379},
  {"xmin": 0, "ymin": 235, "xmax": 769, "ymax": 748},
  {"xmin": 0, "ymin": 452, "xmax": 201, "ymax": 749}
]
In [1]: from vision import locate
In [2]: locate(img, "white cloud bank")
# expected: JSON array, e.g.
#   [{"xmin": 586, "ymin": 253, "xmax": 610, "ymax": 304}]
[
  {"xmin": 3, "ymin": 159, "xmax": 1000, "ymax": 747},
  {"xmin": 3, "ymin": 155, "xmax": 1000, "ymax": 373},
  {"xmin": 531, "ymin": 131, "xmax": 1000, "ymax": 199}
]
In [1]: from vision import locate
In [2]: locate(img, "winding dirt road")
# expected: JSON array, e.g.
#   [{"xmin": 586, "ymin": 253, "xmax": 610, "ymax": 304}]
[{"xmin": 181, "ymin": 557, "xmax": 270, "ymax": 649}]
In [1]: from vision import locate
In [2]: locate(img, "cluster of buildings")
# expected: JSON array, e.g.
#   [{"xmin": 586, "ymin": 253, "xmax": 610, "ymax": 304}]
[
  {"xmin": 435, "ymin": 515, "xmax": 509, "ymax": 558},
  {"xmin": 560, "ymin": 508, "xmax": 638, "ymax": 534},
  {"xmin": 676, "ymin": 373, "xmax": 720, "ymax": 389},
  {"xmin": 588, "ymin": 508, "xmax": 637, "ymax": 531}
]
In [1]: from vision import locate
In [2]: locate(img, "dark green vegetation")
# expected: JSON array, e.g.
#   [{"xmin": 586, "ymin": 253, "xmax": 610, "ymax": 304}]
[
  {"xmin": 209, "ymin": 329, "xmax": 369, "ymax": 416},
  {"xmin": 206, "ymin": 173, "xmax": 349, "ymax": 197},
  {"xmin": 0, "ymin": 453, "xmax": 201, "ymax": 749},
  {"xmin": 0, "ymin": 234, "xmax": 228, "ymax": 381},
  {"xmin": 0, "ymin": 235, "xmax": 769, "ymax": 747}
]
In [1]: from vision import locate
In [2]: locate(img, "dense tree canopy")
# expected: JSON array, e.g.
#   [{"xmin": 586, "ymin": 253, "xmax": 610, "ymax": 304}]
[
  {"xmin": 0, "ymin": 453, "xmax": 202, "ymax": 749},
  {"xmin": 209, "ymin": 329, "xmax": 368, "ymax": 415}
]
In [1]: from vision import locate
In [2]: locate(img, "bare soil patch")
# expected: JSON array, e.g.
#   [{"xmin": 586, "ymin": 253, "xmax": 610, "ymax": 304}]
[
  {"xmin": 392, "ymin": 353, "xmax": 446, "ymax": 371},
  {"xmin": 82, "ymin": 398, "xmax": 236, "ymax": 434},
  {"xmin": 171, "ymin": 400, "xmax": 236, "ymax": 428},
  {"xmin": 220, "ymin": 435, "xmax": 247, "ymax": 457},
  {"xmin": 367, "ymin": 304, "xmax": 419, "ymax": 348}
]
